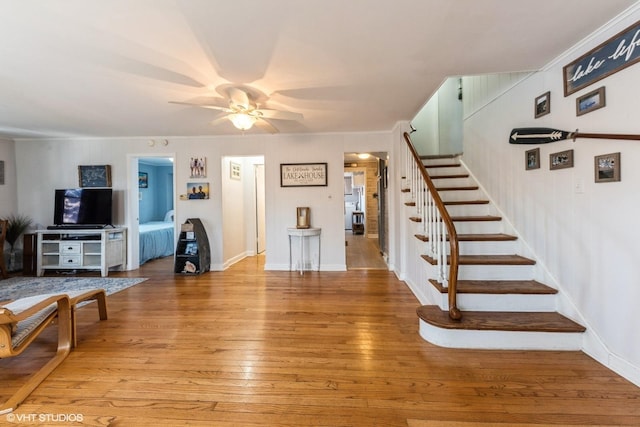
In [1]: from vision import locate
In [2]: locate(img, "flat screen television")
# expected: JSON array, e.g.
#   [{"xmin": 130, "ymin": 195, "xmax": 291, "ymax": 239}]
[{"xmin": 53, "ymin": 188, "xmax": 113, "ymax": 227}]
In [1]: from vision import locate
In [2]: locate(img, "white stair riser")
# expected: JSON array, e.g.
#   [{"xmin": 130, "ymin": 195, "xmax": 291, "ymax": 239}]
[
  {"xmin": 437, "ymin": 292, "xmax": 556, "ymax": 312},
  {"xmin": 443, "ymin": 204, "xmax": 491, "ymax": 217},
  {"xmin": 450, "ymin": 240, "xmax": 520, "ymax": 255},
  {"xmin": 427, "ymin": 170, "xmax": 466, "ymax": 179},
  {"xmin": 451, "ymin": 221, "xmax": 505, "ymax": 234},
  {"xmin": 433, "ymin": 177, "xmax": 474, "ymax": 187},
  {"xmin": 421, "ymin": 240, "xmax": 519, "ymax": 256},
  {"xmin": 419, "ymin": 321, "xmax": 583, "ymax": 350},
  {"xmin": 438, "ymin": 190, "xmax": 483, "ymax": 201},
  {"xmin": 457, "ymin": 264, "xmax": 536, "ymax": 281}
]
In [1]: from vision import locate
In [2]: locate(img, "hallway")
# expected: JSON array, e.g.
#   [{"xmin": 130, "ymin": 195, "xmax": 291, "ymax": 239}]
[{"xmin": 345, "ymin": 232, "xmax": 387, "ymax": 270}]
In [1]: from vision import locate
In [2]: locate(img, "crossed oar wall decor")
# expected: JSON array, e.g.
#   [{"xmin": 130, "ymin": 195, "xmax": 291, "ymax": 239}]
[{"xmin": 509, "ymin": 127, "xmax": 640, "ymax": 144}]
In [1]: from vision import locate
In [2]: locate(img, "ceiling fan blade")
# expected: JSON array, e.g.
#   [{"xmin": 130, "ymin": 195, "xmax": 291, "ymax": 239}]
[
  {"xmin": 170, "ymin": 101, "xmax": 231, "ymax": 112},
  {"xmin": 254, "ymin": 118, "xmax": 279, "ymax": 134},
  {"xmin": 256, "ymin": 109, "xmax": 303, "ymax": 121},
  {"xmin": 210, "ymin": 115, "xmax": 231, "ymax": 127},
  {"xmin": 227, "ymin": 87, "xmax": 251, "ymax": 110}
]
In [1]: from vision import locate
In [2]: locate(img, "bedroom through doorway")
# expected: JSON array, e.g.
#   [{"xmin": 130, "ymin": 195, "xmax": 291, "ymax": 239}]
[
  {"xmin": 126, "ymin": 154, "xmax": 176, "ymax": 270},
  {"xmin": 138, "ymin": 157, "xmax": 175, "ymax": 267}
]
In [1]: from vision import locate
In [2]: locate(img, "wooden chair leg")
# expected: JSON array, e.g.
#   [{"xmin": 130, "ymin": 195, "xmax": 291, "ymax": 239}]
[{"xmin": 68, "ymin": 289, "xmax": 108, "ymax": 348}]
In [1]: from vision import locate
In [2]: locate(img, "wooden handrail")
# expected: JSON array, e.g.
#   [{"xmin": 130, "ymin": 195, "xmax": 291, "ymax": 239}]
[{"xmin": 403, "ymin": 132, "xmax": 462, "ymax": 320}]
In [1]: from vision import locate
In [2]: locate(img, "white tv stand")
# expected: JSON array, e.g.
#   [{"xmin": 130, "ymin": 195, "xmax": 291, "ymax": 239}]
[{"xmin": 36, "ymin": 227, "xmax": 127, "ymax": 277}]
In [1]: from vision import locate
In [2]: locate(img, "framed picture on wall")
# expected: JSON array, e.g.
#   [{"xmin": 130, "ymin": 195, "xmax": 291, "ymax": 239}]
[
  {"xmin": 550, "ymin": 149, "xmax": 574, "ymax": 170},
  {"xmin": 78, "ymin": 165, "xmax": 112, "ymax": 187},
  {"xmin": 576, "ymin": 86, "xmax": 606, "ymax": 116},
  {"xmin": 186, "ymin": 182, "xmax": 209, "ymax": 199},
  {"xmin": 230, "ymin": 162, "xmax": 241, "ymax": 180},
  {"xmin": 525, "ymin": 148, "xmax": 540, "ymax": 170},
  {"xmin": 138, "ymin": 172, "xmax": 148, "ymax": 188},
  {"xmin": 190, "ymin": 157, "xmax": 206, "ymax": 178},
  {"xmin": 534, "ymin": 91, "xmax": 550, "ymax": 118},
  {"xmin": 594, "ymin": 152, "xmax": 621, "ymax": 183}
]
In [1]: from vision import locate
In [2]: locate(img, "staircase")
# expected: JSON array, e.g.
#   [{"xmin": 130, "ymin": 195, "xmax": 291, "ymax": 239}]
[{"xmin": 407, "ymin": 154, "xmax": 586, "ymax": 350}]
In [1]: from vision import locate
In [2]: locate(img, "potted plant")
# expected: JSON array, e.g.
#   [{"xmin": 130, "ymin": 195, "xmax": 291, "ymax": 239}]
[{"xmin": 2, "ymin": 213, "xmax": 33, "ymax": 271}]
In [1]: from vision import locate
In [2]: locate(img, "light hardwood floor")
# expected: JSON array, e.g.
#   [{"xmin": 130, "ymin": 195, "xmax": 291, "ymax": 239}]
[
  {"xmin": 2, "ymin": 256, "xmax": 639, "ymax": 426},
  {"xmin": 345, "ymin": 232, "xmax": 388, "ymax": 270}
]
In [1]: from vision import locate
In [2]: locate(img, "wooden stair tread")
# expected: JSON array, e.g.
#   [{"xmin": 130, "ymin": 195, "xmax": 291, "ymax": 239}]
[
  {"xmin": 415, "ymin": 233, "xmax": 517, "ymax": 242},
  {"xmin": 417, "ymin": 305, "xmax": 585, "ymax": 333},
  {"xmin": 419, "ymin": 154, "xmax": 461, "ymax": 160},
  {"xmin": 430, "ymin": 174, "xmax": 469, "ymax": 179},
  {"xmin": 451, "ymin": 215, "xmax": 501, "ymax": 222},
  {"xmin": 428, "ymin": 279, "xmax": 557, "ymax": 294},
  {"xmin": 421, "ymin": 254, "xmax": 536, "ymax": 265},
  {"xmin": 408, "ymin": 201, "xmax": 491, "ymax": 207},
  {"xmin": 443, "ymin": 200, "xmax": 489, "ymax": 205},
  {"xmin": 424, "ymin": 163, "xmax": 460, "ymax": 168},
  {"xmin": 436, "ymin": 186, "xmax": 479, "ymax": 191}
]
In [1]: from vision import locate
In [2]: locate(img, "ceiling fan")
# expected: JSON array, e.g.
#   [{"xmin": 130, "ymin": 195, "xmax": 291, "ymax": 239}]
[{"xmin": 170, "ymin": 85, "xmax": 303, "ymax": 133}]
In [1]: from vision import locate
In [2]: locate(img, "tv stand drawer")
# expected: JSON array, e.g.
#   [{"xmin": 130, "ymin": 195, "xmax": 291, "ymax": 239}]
[
  {"xmin": 60, "ymin": 242, "xmax": 82, "ymax": 254},
  {"xmin": 60, "ymin": 255, "xmax": 81, "ymax": 267}
]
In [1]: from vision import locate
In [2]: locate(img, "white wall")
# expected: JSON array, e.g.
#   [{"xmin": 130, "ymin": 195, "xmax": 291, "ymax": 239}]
[
  {"xmin": 0, "ymin": 137, "xmax": 17, "ymax": 218},
  {"xmin": 13, "ymin": 132, "xmax": 392, "ymax": 273},
  {"xmin": 410, "ymin": 91, "xmax": 440, "ymax": 154},
  {"xmin": 437, "ymin": 78, "xmax": 463, "ymax": 155},
  {"xmin": 462, "ymin": 6, "xmax": 640, "ymax": 385}
]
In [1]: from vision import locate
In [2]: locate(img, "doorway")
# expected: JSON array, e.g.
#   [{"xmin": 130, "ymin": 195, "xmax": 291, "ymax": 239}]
[
  {"xmin": 126, "ymin": 154, "xmax": 177, "ymax": 270},
  {"xmin": 221, "ymin": 156, "xmax": 265, "ymax": 268},
  {"xmin": 344, "ymin": 152, "xmax": 389, "ymax": 270}
]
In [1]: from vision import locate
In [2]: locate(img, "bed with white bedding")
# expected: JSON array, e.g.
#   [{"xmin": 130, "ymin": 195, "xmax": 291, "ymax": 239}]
[{"xmin": 139, "ymin": 221, "xmax": 175, "ymax": 264}]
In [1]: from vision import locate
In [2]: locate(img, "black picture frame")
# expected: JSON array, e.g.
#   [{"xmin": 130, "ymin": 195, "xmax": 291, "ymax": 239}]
[
  {"xmin": 280, "ymin": 163, "xmax": 328, "ymax": 187},
  {"xmin": 78, "ymin": 165, "xmax": 112, "ymax": 188}
]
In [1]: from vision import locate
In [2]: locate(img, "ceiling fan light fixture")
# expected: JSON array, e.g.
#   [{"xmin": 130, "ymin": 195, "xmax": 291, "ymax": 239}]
[{"xmin": 229, "ymin": 113, "xmax": 256, "ymax": 131}]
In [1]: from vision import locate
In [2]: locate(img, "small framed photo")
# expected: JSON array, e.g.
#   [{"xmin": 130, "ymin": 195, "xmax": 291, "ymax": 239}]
[
  {"xmin": 576, "ymin": 86, "xmax": 606, "ymax": 116},
  {"xmin": 187, "ymin": 182, "xmax": 209, "ymax": 199},
  {"xmin": 534, "ymin": 91, "xmax": 550, "ymax": 118},
  {"xmin": 189, "ymin": 157, "xmax": 206, "ymax": 178},
  {"xmin": 550, "ymin": 149, "xmax": 574, "ymax": 170},
  {"xmin": 594, "ymin": 152, "xmax": 621, "ymax": 183},
  {"xmin": 78, "ymin": 165, "xmax": 112, "ymax": 187},
  {"xmin": 525, "ymin": 148, "xmax": 540, "ymax": 170},
  {"xmin": 230, "ymin": 162, "xmax": 241, "ymax": 180},
  {"xmin": 138, "ymin": 172, "xmax": 148, "ymax": 188}
]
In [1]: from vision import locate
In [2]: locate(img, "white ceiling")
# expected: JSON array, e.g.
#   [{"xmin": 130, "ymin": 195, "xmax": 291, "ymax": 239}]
[{"xmin": 0, "ymin": 0, "xmax": 636, "ymax": 139}]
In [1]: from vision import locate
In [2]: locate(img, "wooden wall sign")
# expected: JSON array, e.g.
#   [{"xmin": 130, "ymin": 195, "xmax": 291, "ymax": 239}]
[
  {"xmin": 563, "ymin": 19, "xmax": 640, "ymax": 96},
  {"xmin": 280, "ymin": 163, "xmax": 328, "ymax": 187}
]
